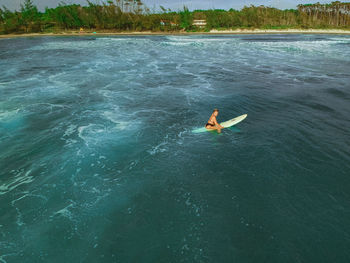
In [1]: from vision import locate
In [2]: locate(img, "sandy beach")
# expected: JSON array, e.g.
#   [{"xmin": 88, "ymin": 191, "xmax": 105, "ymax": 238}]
[
  {"xmin": 1, "ymin": 28, "xmax": 350, "ymax": 38},
  {"xmin": 210, "ymin": 28, "xmax": 350, "ymax": 34}
]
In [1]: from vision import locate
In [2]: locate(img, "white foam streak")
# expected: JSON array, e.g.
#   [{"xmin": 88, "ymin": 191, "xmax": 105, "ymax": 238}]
[
  {"xmin": 0, "ymin": 170, "xmax": 34, "ymax": 195},
  {"xmin": 63, "ymin": 124, "xmax": 77, "ymax": 137},
  {"xmin": 102, "ymin": 111, "xmax": 133, "ymax": 131},
  {"xmin": 148, "ymin": 141, "xmax": 168, "ymax": 155},
  {"xmin": 0, "ymin": 109, "xmax": 20, "ymax": 121},
  {"xmin": 54, "ymin": 205, "xmax": 73, "ymax": 218},
  {"xmin": 78, "ymin": 124, "xmax": 105, "ymax": 145}
]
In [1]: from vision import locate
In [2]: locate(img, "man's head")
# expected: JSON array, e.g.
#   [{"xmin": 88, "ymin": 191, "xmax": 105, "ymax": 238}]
[{"xmin": 213, "ymin": 109, "xmax": 219, "ymax": 116}]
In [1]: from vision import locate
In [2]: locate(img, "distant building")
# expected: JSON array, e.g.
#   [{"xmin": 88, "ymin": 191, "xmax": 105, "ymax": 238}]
[
  {"xmin": 160, "ymin": 20, "xmax": 178, "ymax": 27},
  {"xmin": 193, "ymin": 20, "xmax": 207, "ymax": 28}
]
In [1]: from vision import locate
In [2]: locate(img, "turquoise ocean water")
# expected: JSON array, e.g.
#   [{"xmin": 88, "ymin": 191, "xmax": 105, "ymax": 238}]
[{"xmin": 0, "ymin": 34, "xmax": 350, "ymax": 262}]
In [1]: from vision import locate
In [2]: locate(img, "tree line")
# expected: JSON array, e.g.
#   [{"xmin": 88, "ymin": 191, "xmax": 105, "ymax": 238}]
[{"xmin": 1, "ymin": 0, "xmax": 350, "ymax": 34}]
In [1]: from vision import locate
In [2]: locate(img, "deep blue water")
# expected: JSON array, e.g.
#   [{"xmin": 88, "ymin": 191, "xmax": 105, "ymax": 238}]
[{"xmin": 0, "ymin": 34, "xmax": 350, "ymax": 262}]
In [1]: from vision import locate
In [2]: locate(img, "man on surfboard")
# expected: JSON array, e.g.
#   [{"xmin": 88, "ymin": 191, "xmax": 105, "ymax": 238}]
[{"xmin": 206, "ymin": 109, "xmax": 224, "ymax": 131}]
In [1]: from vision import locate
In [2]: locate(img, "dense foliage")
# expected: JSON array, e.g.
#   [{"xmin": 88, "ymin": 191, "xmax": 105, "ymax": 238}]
[{"xmin": 1, "ymin": 0, "xmax": 350, "ymax": 34}]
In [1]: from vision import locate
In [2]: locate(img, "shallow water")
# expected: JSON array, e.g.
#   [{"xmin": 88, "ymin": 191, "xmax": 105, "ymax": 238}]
[{"xmin": 0, "ymin": 34, "xmax": 350, "ymax": 262}]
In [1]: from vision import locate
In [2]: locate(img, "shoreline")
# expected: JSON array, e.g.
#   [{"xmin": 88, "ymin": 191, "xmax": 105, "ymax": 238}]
[{"xmin": 1, "ymin": 28, "xmax": 350, "ymax": 38}]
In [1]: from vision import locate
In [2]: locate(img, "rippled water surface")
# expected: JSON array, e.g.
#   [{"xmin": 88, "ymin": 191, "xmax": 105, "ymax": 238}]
[{"xmin": 1, "ymin": 34, "xmax": 350, "ymax": 262}]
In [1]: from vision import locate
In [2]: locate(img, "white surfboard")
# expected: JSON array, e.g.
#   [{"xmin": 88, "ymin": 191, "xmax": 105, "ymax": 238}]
[{"xmin": 192, "ymin": 114, "xmax": 247, "ymax": 133}]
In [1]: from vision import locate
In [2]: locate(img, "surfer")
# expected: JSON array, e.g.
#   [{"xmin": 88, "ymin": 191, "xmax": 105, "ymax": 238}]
[{"xmin": 205, "ymin": 109, "xmax": 224, "ymax": 131}]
